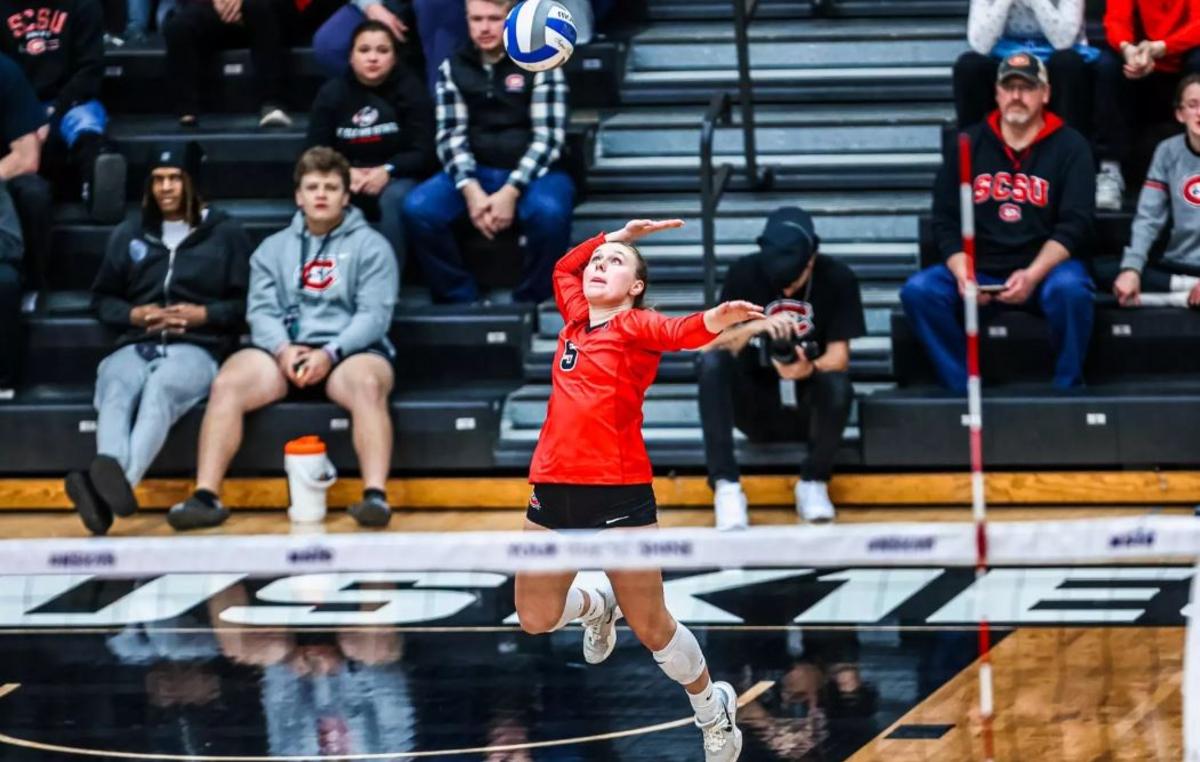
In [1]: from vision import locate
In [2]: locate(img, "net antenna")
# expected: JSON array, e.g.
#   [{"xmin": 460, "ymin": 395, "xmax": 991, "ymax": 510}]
[{"xmin": 959, "ymin": 131, "xmax": 995, "ymax": 761}]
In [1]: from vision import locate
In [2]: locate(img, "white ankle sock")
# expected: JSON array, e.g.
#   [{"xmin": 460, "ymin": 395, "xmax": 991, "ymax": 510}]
[{"xmin": 688, "ymin": 678, "xmax": 720, "ymax": 724}]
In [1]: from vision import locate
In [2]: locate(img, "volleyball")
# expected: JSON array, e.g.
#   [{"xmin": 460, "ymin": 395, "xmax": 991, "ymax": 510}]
[{"xmin": 504, "ymin": 0, "xmax": 577, "ymax": 73}]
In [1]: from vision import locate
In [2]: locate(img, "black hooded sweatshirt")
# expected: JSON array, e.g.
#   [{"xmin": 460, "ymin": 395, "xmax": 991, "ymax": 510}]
[
  {"xmin": 91, "ymin": 207, "xmax": 253, "ymax": 358},
  {"xmin": 306, "ymin": 66, "xmax": 436, "ymax": 177},
  {"xmin": 0, "ymin": 0, "xmax": 104, "ymax": 114},
  {"xmin": 932, "ymin": 110, "xmax": 1095, "ymax": 275}
]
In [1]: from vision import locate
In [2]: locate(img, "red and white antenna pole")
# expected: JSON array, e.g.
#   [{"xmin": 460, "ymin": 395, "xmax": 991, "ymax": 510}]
[{"xmin": 959, "ymin": 131, "xmax": 994, "ymax": 761}]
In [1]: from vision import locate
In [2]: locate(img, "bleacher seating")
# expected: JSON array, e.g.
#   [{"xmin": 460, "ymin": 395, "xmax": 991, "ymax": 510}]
[{"xmin": 13, "ymin": 0, "xmax": 1200, "ymax": 479}]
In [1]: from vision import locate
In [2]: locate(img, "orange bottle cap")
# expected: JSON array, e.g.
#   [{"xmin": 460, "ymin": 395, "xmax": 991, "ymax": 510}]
[{"xmin": 285, "ymin": 435, "xmax": 327, "ymax": 455}]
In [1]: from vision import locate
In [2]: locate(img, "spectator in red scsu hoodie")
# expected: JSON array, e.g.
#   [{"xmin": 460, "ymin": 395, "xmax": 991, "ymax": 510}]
[{"xmin": 901, "ymin": 52, "xmax": 1096, "ymax": 393}]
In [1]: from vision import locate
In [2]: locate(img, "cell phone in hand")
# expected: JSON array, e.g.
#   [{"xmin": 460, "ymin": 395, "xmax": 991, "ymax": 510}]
[{"xmin": 977, "ymin": 284, "xmax": 1007, "ymax": 294}]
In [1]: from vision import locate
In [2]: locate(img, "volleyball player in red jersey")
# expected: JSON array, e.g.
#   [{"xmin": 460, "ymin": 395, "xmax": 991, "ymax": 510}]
[{"xmin": 514, "ymin": 219, "xmax": 763, "ymax": 762}]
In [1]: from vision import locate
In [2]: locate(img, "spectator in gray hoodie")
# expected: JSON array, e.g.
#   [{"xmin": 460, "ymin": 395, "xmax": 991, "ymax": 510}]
[{"xmin": 168, "ymin": 147, "xmax": 399, "ymax": 531}]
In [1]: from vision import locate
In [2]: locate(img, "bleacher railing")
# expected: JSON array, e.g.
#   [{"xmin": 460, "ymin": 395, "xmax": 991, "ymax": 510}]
[{"xmin": 700, "ymin": 0, "xmax": 775, "ymax": 307}]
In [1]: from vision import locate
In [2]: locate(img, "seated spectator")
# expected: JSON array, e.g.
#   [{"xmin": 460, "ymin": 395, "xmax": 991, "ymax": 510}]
[
  {"xmin": 313, "ymin": 0, "xmax": 616, "ymax": 96},
  {"xmin": 0, "ymin": 54, "xmax": 46, "ymax": 390},
  {"xmin": 698, "ymin": 207, "xmax": 864, "ymax": 528},
  {"xmin": 1094, "ymin": 0, "xmax": 1200, "ymax": 198},
  {"xmin": 954, "ymin": 0, "xmax": 1122, "ymax": 210},
  {"xmin": 1113, "ymin": 75, "xmax": 1200, "ymax": 308},
  {"xmin": 0, "ymin": 0, "xmax": 126, "ymax": 246},
  {"xmin": 306, "ymin": 20, "xmax": 435, "ymax": 273},
  {"xmin": 66, "ymin": 143, "xmax": 252, "ymax": 535},
  {"xmin": 402, "ymin": 0, "xmax": 574, "ymax": 304},
  {"xmin": 163, "ymin": 0, "xmax": 342, "ymax": 128},
  {"xmin": 901, "ymin": 54, "xmax": 1096, "ymax": 392},
  {"xmin": 168, "ymin": 147, "xmax": 398, "ymax": 531}
]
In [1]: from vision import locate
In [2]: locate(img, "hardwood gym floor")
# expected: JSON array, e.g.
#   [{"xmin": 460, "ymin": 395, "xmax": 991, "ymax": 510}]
[{"xmin": 0, "ymin": 478, "xmax": 1192, "ymax": 760}]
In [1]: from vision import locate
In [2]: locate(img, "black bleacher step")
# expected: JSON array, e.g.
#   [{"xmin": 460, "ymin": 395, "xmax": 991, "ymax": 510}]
[
  {"xmin": 110, "ymin": 114, "xmax": 305, "ymax": 200},
  {"xmin": 621, "ymin": 69, "xmax": 954, "ymax": 107},
  {"xmin": 632, "ymin": 241, "xmax": 919, "ymax": 284},
  {"xmin": 103, "ymin": 48, "xmax": 325, "ymax": 114},
  {"xmin": 0, "ymin": 382, "xmax": 515, "ymax": 475},
  {"xmin": 102, "ymin": 40, "xmax": 623, "ymax": 115},
  {"xmin": 890, "ymin": 306, "xmax": 1200, "ymax": 387},
  {"xmin": 591, "ymin": 103, "xmax": 946, "ymax": 192},
  {"xmin": 21, "ymin": 292, "xmax": 534, "ymax": 386},
  {"xmin": 860, "ymin": 381, "xmax": 1200, "ymax": 468},
  {"xmin": 493, "ymin": 382, "xmax": 865, "ymax": 469},
  {"xmin": 572, "ymin": 190, "xmax": 930, "ymax": 246}
]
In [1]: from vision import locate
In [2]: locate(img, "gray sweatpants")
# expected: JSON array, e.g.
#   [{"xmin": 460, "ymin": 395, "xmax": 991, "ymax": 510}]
[{"xmin": 94, "ymin": 343, "xmax": 217, "ymax": 485}]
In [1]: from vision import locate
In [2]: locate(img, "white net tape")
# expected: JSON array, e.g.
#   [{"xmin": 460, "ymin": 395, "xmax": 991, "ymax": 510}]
[{"xmin": 0, "ymin": 515, "xmax": 1189, "ymax": 576}]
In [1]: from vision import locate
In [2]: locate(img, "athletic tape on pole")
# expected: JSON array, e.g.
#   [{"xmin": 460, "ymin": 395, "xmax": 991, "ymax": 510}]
[{"xmin": 0, "ymin": 516, "xmax": 1195, "ymax": 576}]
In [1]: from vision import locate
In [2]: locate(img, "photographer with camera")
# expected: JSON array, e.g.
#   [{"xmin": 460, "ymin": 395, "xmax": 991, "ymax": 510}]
[{"xmin": 698, "ymin": 207, "xmax": 865, "ymax": 529}]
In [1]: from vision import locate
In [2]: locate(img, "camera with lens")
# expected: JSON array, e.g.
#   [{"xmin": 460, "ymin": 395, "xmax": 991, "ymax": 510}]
[{"xmin": 759, "ymin": 334, "xmax": 824, "ymax": 367}]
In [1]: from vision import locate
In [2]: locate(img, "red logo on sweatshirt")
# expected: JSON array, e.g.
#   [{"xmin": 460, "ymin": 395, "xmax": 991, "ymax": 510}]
[
  {"xmin": 7, "ymin": 8, "xmax": 67, "ymax": 49},
  {"xmin": 1183, "ymin": 176, "xmax": 1200, "ymax": 207},
  {"xmin": 973, "ymin": 172, "xmax": 1049, "ymax": 207},
  {"xmin": 301, "ymin": 258, "xmax": 337, "ymax": 291},
  {"xmin": 998, "ymin": 203, "xmax": 1023, "ymax": 223}
]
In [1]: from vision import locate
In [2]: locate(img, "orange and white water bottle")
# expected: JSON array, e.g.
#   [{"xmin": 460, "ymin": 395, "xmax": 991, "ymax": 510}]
[{"xmin": 284, "ymin": 436, "xmax": 338, "ymax": 524}]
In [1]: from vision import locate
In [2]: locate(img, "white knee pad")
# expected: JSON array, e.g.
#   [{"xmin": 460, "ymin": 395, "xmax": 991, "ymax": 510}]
[{"xmin": 652, "ymin": 623, "xmax": 706, "ymax": 685}]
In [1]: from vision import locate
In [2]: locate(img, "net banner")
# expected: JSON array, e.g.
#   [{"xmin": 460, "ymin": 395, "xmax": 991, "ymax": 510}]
[{"xmin": 0, "ymin": 515, "xmax": 1192, "ymax": 576}]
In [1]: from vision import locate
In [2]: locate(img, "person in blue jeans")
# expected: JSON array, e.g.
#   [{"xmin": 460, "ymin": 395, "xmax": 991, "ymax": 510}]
[
  {"xmin": 402, "ymin": 0, "xmax": 573, "ymax": 304},
  {"xmin": 901, "ymin": 53, "xmax": 1096, "ymax": 393}
]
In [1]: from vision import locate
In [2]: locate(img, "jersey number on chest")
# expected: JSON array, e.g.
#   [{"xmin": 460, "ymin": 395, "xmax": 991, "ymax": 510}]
[{"xmin": 560, "ymin": 340, "xmax": 579, "ymax": 372}]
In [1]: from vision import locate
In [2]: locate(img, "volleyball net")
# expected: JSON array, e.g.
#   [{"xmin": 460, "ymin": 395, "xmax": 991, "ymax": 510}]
[{"xmin": 0, "ymin": 515, "xmax": 1197, "ymax": 760}]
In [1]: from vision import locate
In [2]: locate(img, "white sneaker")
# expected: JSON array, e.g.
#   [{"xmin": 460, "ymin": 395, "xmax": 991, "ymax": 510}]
[
  {"xmin": 1096, "ymin": 161, "xmax": 1125, "ymax": 211},
  {"xmin": 713, "ymin": 480, "xmax": 749, "ymax": 531},
  {"xmin": 582, "ymin": 586, "xmax": 619, "ymax": 665},
  {"xmin": 796, "ymin": 480, "xmax": 835, "ymax": 523},
  {"xmin": 695, "ymin": 681, "xmax": 743, "ymax": 762},
  {"xmin": 259, "ymin": 107, "xmax": 292, "ymax": 128}
]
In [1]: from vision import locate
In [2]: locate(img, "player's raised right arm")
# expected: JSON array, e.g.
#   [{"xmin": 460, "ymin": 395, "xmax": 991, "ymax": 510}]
[{"xmin": 553, "ymin": 234, "xmax": 607, "ymax": 322}]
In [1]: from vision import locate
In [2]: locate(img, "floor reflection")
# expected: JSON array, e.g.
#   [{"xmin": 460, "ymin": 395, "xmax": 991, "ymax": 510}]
[{"xmin": 0, "ymin": 577, "xmax": 986, "ymax": 761}]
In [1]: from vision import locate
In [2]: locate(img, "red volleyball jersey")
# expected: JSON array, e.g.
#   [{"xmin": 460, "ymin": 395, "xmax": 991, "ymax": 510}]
[{"xmin": 528, "ymin": 234, "xmax": 719, "ymax": 485}]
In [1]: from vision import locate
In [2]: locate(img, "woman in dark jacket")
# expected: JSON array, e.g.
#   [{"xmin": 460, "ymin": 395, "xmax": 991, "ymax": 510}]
[{"xmin": 306, "ymin": 20, "xmax": 435, "ymax": 276}]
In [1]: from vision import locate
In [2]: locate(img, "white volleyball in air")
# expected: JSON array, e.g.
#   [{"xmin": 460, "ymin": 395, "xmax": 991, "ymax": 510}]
[{"xmin": 504, "ymin": 0, "xmax": 577, "ymax": 73}]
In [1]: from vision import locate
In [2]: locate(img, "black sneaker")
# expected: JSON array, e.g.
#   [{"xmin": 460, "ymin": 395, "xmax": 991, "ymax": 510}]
[
  {"xmin": 88, "ymin": 455, "xmax": 138, "ymax": 517},
  {"xmin": 167, "ymin": 494, "xmax": 229, "ymax": 531},
  {"xmin": 88, "ymin": 152, "xmax": 127, "ymax": 224},
  {"xmin": 65, "ymin": 471, "xmax": 112, "ymax": 535},
  {"xmin": 349, "ymin": 494, "xmax": 391, "ymax": 528}
]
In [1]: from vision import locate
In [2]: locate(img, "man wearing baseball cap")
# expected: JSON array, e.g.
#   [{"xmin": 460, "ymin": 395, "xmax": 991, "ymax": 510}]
[
  {"xmin": 901, "ymin": 52, "xmax": 1096, "ymax": 393},
  {"xmin": 698, "ymin": 206, "xmax": 866, "ymax": 529},
  {"xmin": 66, "ymin": 141, "xmax": 253, "ymax": 535}
]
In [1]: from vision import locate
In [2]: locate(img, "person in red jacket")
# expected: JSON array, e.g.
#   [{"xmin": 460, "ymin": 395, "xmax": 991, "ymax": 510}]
[
  {"xmin": 514, "ymin": 218, "xmax": 762, "ymax": 762},
  {"xmin": 1095, "ymin": 0, "xmax": 1200, "ymax": 193}
]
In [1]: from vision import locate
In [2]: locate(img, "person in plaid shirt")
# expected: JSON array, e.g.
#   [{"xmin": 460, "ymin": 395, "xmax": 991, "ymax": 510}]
[{"xmin": 402, "ymin": 0, "xmax": 575, "ymax": 304}]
